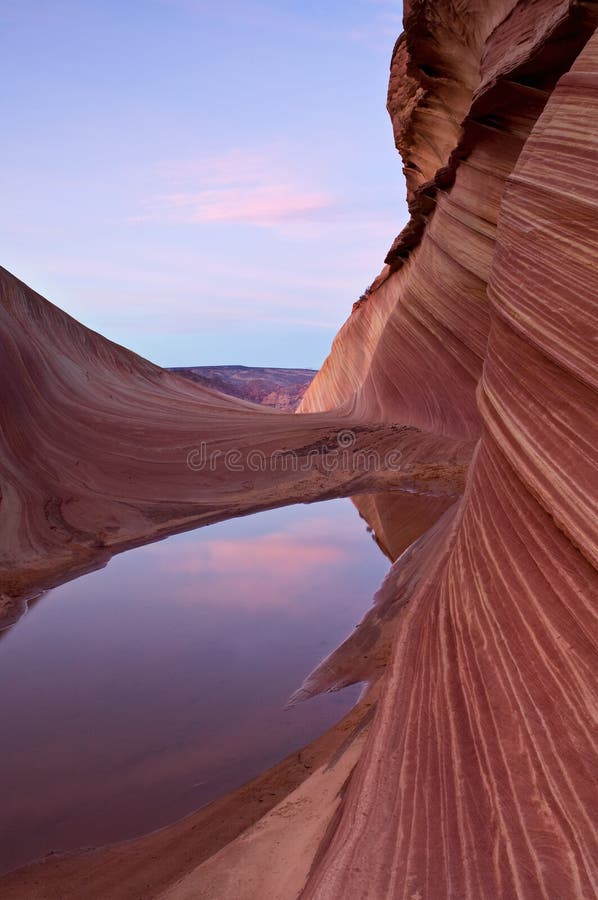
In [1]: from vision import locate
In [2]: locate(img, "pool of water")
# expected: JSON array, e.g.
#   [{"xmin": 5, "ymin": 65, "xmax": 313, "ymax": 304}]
[{"xmin": 0, "ymin": 499, "xmax": 388, "ymax": 874}]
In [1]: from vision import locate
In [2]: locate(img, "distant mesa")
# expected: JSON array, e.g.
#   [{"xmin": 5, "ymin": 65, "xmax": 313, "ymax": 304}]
[{"xmin": 169, "ymin": 365, "xmax": 317, "ymax": 411}]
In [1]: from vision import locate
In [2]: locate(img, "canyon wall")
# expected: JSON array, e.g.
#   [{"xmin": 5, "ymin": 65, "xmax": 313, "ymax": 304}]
[{"xmin": 297, "ymin": 2, "xmax": 598, "ymax": 897}]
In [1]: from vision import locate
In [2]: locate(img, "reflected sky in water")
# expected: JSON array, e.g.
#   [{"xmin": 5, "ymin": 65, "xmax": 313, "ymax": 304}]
[{"xmin": 0, "ymin": 499, "xmax": 388, "ymax": 874}]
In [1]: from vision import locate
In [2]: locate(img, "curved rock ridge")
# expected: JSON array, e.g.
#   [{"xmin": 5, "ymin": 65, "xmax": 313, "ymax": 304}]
[
  {"xmin": 1, "ymin": 0, "xmax": 597, "ymax": 898},
  {"xmin": 0, "ymin": 265, "xmax": 470, "ymax": 623}
]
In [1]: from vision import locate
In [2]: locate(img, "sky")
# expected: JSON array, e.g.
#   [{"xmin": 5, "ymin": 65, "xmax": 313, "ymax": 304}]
[{"xmin": 1, "ymin": 0, "xmax": 407, "ymax": 369}]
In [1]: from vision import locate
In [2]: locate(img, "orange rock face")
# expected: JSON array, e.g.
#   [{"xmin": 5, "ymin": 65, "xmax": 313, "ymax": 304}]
[{"xmin": 1, "ymin": 1, "xmax": 597, "ymax": 897}]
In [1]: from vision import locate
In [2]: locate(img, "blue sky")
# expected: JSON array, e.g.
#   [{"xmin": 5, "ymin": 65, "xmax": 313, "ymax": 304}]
[{"xmin": 1, "ymin": 0, "xmax": 406, "ymax": 368}]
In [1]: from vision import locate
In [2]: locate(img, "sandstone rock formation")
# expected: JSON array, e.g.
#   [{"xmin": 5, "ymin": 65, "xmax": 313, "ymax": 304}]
[
  {"xmin": 169, "ymin": 366, "xmax": 316, "ymax": 410},
  {"xmin": 1, "ymin": 1, "xmax": 597, "ymax": 898},
  {"xmin": 0, "ymin": 265, "xmax": 466, "ymax": 626},
  {"xmin": 299, "ymin": 5, "xmax": 598, "ymax": 897}
]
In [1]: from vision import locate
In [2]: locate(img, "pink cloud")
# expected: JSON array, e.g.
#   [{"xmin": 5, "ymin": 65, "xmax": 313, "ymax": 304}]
[
  {"xmin": 151, "ymin": 185, "xmax": 331, "ymax": 226},
  {"xmin": 152, "ymin": 529, "xmax": 349, "ymax": 611},
  {"xmin": 132, "ymin": 147, "xmax": 335, "ymax": 228}
]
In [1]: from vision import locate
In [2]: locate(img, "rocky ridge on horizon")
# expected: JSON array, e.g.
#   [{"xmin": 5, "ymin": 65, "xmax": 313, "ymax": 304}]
[{"xmin": 169, "ymin": 365, "xmax": 317, "ymax": 411}]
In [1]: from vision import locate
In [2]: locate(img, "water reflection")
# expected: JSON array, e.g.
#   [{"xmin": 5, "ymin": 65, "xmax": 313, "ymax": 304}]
[{"xmin": 0, "ymin": 499, "xmax": 387, "ymax": 874}]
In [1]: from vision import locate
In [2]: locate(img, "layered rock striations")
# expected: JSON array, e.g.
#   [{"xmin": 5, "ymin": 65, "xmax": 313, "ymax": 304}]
[
  {"xmin": 297, "ymin": 3, "xmax": 598, "ymax": 898},
  {"xmin": 1, "ymin": 1, "xmax": 597, "ymax": 898},
  {"xmin": 0, "ymin": 267, "xmax": 469, "ymax": 624}
]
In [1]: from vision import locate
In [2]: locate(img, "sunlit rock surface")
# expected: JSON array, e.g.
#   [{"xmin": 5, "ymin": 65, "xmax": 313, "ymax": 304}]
[{"xmin": 1, "ymin": 1, "xmax": 597, "ymax": 898}]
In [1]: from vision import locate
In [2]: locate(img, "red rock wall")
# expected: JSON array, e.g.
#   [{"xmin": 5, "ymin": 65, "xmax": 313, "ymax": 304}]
[
  {"xmin": 300, "ymin": 0, "xmax": 595, "ymax": 439},
  {"xmin": 301, "ymin": 3, "xmax": 598, "ymax": 897}
]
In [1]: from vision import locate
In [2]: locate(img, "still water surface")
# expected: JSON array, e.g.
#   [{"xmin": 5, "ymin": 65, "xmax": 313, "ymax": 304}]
[{"xmin": 0, "ymin": 499, "xmax": 388, "ymax": 873}]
